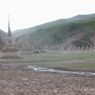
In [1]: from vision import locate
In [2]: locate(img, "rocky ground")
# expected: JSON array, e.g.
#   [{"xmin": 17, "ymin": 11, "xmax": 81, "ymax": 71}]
[{"xmin": 0, "ymin": 64, "xmax": 94, "ymax": 95}]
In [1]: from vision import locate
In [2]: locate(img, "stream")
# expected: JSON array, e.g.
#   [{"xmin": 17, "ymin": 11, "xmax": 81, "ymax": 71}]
[
  {"xmin": 27, "ymin": 65, "xmax": 95, "ymax": 76},
  {"xmin": 0, "ymin": 64, "xmax": 95, "ymax": 77}
]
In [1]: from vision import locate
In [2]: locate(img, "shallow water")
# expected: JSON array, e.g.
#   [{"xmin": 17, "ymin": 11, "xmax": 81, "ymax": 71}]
[
  {"xmin": 0, "ymin": 64, "xmax": 95, "ymax": 77},
  {"xmin": 27, "ymin": 65, "xmax": 95, "ymax": 76}
]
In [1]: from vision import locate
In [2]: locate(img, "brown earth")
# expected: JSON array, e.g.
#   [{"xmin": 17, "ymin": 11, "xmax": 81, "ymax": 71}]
[{"xmin": 0, "ymin": 64, "xmax": 95, "ymax": 95}]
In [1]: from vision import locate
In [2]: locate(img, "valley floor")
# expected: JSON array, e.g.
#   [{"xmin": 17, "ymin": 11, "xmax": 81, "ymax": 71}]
[{"xmin": 0, "ymin": 64, "xmax": 95, "ymax": 95}]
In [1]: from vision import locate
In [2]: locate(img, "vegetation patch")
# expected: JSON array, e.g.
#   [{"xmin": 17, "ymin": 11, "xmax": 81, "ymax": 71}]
[{"xmin": 0, "ymin": 52, "xmax": 95, "ymax": 71}]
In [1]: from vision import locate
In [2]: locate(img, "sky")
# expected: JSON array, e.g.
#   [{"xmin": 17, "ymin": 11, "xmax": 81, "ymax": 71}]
[{"xmin": 0, "ymin": 0, "xmax": 95, "ymax": 32}]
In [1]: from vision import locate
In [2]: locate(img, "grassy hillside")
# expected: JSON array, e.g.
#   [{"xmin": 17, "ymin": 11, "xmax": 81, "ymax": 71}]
[{"xmin": 14, "ymin": 13, "xmax": 95, "ymax": 49}]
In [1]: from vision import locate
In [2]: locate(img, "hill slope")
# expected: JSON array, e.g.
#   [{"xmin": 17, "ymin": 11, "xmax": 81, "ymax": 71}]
[
  {"xmin": 0, "ymin": 30, "xmax": 7, "ymax": 49},
  {"xmin": 14, "ymin": 13, "xmax": 95, "ymax": 50}
]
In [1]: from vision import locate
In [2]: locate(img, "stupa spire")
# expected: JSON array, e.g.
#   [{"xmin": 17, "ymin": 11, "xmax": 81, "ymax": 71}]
[
  {"xmin": 0, "ymin": 15, "xmax": 20, "ymax": 58},
  {"xmin": 8, "ymin": 15, "xmax": 12, "ymax": 37}
]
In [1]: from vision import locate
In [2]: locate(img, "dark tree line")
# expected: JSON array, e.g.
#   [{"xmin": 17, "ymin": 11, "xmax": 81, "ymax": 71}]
[{"xmin": 72, "ymin": 32, "xmax": 94, "ymax": 50}]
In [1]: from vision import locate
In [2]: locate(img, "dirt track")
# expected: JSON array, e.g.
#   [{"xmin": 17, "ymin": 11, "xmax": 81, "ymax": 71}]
[{"xmin": 0, "ymin": 64, "xmax": 95, "ymax": 95}]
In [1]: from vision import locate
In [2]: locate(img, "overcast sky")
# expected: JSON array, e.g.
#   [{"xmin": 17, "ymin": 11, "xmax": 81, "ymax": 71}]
[{"xmin": 0, "ymin": 0, "xmax": 95, "ymax": 32}]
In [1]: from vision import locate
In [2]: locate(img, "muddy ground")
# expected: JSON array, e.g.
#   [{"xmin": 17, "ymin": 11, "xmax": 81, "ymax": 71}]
[{"xmin": 0, "ymin": 64, "xmax": 94, "ymax": 95}]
